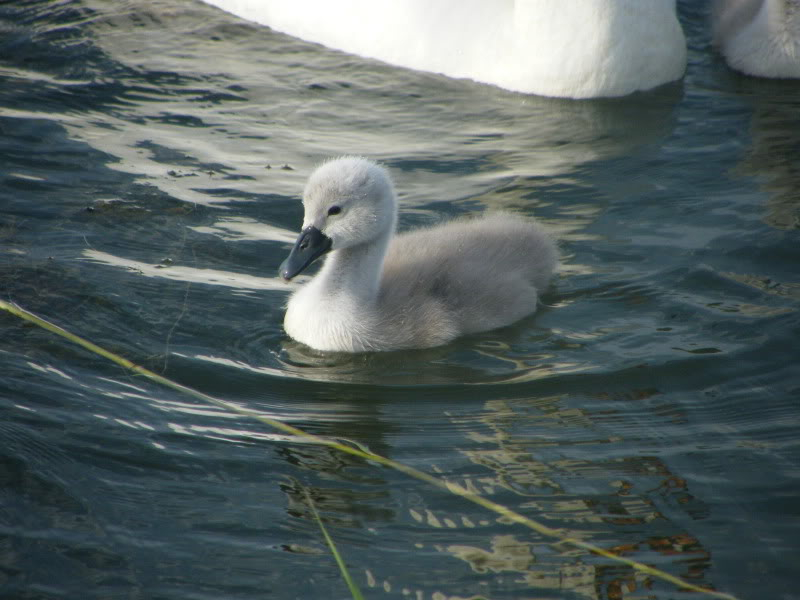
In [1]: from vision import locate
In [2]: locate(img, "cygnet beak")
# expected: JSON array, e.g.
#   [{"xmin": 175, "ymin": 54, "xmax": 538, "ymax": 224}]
[{"xmin": 279, "ymin": 226, "xmax": 333, "ymax": 280}]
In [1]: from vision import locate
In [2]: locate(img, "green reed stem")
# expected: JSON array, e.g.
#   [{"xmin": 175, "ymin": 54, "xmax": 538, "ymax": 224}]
[
  {"xmin": 1, "ymin": 299, "xmax": 739, "ymax": 600},
  {"xmin": 303, "ymin": 487, "xmax": 364, "ymax": 600}
]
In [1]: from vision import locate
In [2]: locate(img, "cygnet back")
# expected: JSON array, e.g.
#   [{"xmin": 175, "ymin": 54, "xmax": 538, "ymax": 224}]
[{"xmin": 380, "ymin": 214, "xmax": 556, "ymax": 335}]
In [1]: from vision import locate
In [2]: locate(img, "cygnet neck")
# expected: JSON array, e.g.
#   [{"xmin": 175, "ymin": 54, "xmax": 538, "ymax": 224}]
[{"xmin": 317, "ymin": 229, "xmax": 392, "ymax": 303}]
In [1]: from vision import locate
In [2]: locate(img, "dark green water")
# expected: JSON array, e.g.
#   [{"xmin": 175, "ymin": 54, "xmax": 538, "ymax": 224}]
[{"xmin": 1, "ymin": 1, "xmax": 798, "ymax": 599}]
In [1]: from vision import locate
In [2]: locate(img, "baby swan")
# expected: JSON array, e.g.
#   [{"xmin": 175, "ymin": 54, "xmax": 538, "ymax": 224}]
[{"xmin": 279, "ymin": 157, "xmax": 557, "ymax": 352}]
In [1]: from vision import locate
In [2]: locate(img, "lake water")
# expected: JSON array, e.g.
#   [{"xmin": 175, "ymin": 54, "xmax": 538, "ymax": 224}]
[{"xmin": 1, "ymin": 1, "xmax": 799, "ymax": 599}]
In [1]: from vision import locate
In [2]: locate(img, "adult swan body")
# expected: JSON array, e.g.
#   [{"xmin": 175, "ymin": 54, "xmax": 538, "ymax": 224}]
[
  {"xmin": 201, "ymin": 0, "xmax": 687, "ymax": 99},
  {"xmin": 713, "ymin": 0, "xmax": 800, "ymax": 78},
  {"xmin": 279, "ymin": 157, "xmax": 558, "ymax": 352}
]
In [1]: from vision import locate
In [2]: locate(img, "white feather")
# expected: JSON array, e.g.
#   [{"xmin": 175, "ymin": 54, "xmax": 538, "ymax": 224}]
[
  {"xmin": 713, "ymin": 0, "xmax": 800, "ymax": 78},
  {"xmin": 201, "ymin": 0, "xmax": 686, "ymax": 99}
]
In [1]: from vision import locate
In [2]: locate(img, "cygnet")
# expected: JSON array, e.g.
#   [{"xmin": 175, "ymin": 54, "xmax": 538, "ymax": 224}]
[{"xmin": 279, "ymin": 157, "xmax": 557, "ymax": 352}]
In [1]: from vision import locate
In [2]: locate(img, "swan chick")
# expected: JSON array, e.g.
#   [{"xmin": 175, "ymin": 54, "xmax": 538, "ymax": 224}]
[{"xmin": 280, "ymin": 157, "xmax": 558, "ymax": 352}]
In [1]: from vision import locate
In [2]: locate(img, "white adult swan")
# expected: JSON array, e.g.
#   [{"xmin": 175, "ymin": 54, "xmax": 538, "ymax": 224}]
[
  {"xmin": 712, "ymin": 0, "xmax": 800, "ymax": 78},
  {"xmin": 279, "ymin": 157, "xmax": 558, "ymax": 352},
  {"xmin": 201, "ymin": 0, "xmax": 687, "ymax": 99}
]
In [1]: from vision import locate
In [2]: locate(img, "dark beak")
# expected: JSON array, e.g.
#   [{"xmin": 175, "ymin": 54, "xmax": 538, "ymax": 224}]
[{"xmin": 279, "ymin": 226, "xmax": 332, "ymax": 280}]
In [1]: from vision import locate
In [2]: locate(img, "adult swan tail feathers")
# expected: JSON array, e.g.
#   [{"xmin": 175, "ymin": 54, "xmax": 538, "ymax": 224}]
[
  {"xmin": 279, "ymin": 157, "xmax": 558, "ymax": 353},
  {"xmin": 201, "ymin": 0, "xmax": 687, "ymax": 99}
]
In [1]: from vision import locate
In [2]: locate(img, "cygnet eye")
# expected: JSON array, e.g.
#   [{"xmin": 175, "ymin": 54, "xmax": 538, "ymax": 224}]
[{"xmin": 327, "ymin": 205, "xmax": 342, "ymax": 216}]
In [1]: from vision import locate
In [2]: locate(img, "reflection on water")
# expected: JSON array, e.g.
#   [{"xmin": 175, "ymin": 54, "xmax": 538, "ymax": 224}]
[
  {"xmin": 738, "ymin": 91, "xmax": 800, "ymax": 231},
  {"xmin": 82, "ymin": 248, "xmax": 288, "ymax": 291},
  {"xmin": 426, "ymin": 395, "xmax": 717, "ymax": 598},
  {"xmin": 275, "ymin": 334, "xmax": 572, "ymax": 385}
]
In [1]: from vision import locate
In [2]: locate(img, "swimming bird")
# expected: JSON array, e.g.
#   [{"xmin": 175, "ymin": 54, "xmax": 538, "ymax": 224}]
[
  {"xmin": 713, "ymin": 0, "xmax": 800, "ymax": 78},
  {"xmin": 201, "ymin": 0, "xmax": 686, "ymax": 99},
  {"xmin": 279, "ymin": 157, "xmax": 558, "ymax": 352}
]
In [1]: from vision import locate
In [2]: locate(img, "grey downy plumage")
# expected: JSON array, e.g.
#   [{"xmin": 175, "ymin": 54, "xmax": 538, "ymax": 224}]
[{"xmin": 280, "ymin": 156, "xmax": 558, "ymax": 352}]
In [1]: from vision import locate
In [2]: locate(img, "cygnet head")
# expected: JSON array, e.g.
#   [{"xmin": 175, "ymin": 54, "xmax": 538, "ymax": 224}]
[{"xmin": 280, "ymin": 156, "xmax": 397, "ymax": 280}]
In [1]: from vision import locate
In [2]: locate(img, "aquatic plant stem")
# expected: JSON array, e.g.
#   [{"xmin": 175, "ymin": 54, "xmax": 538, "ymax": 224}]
[
  {"xmin": 303, "ymin": 487, "xmax": 365, "ymax": 600},
  {"xmin": 0, "ymin": 299, "xmax": 739, "ymax": 600}
]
